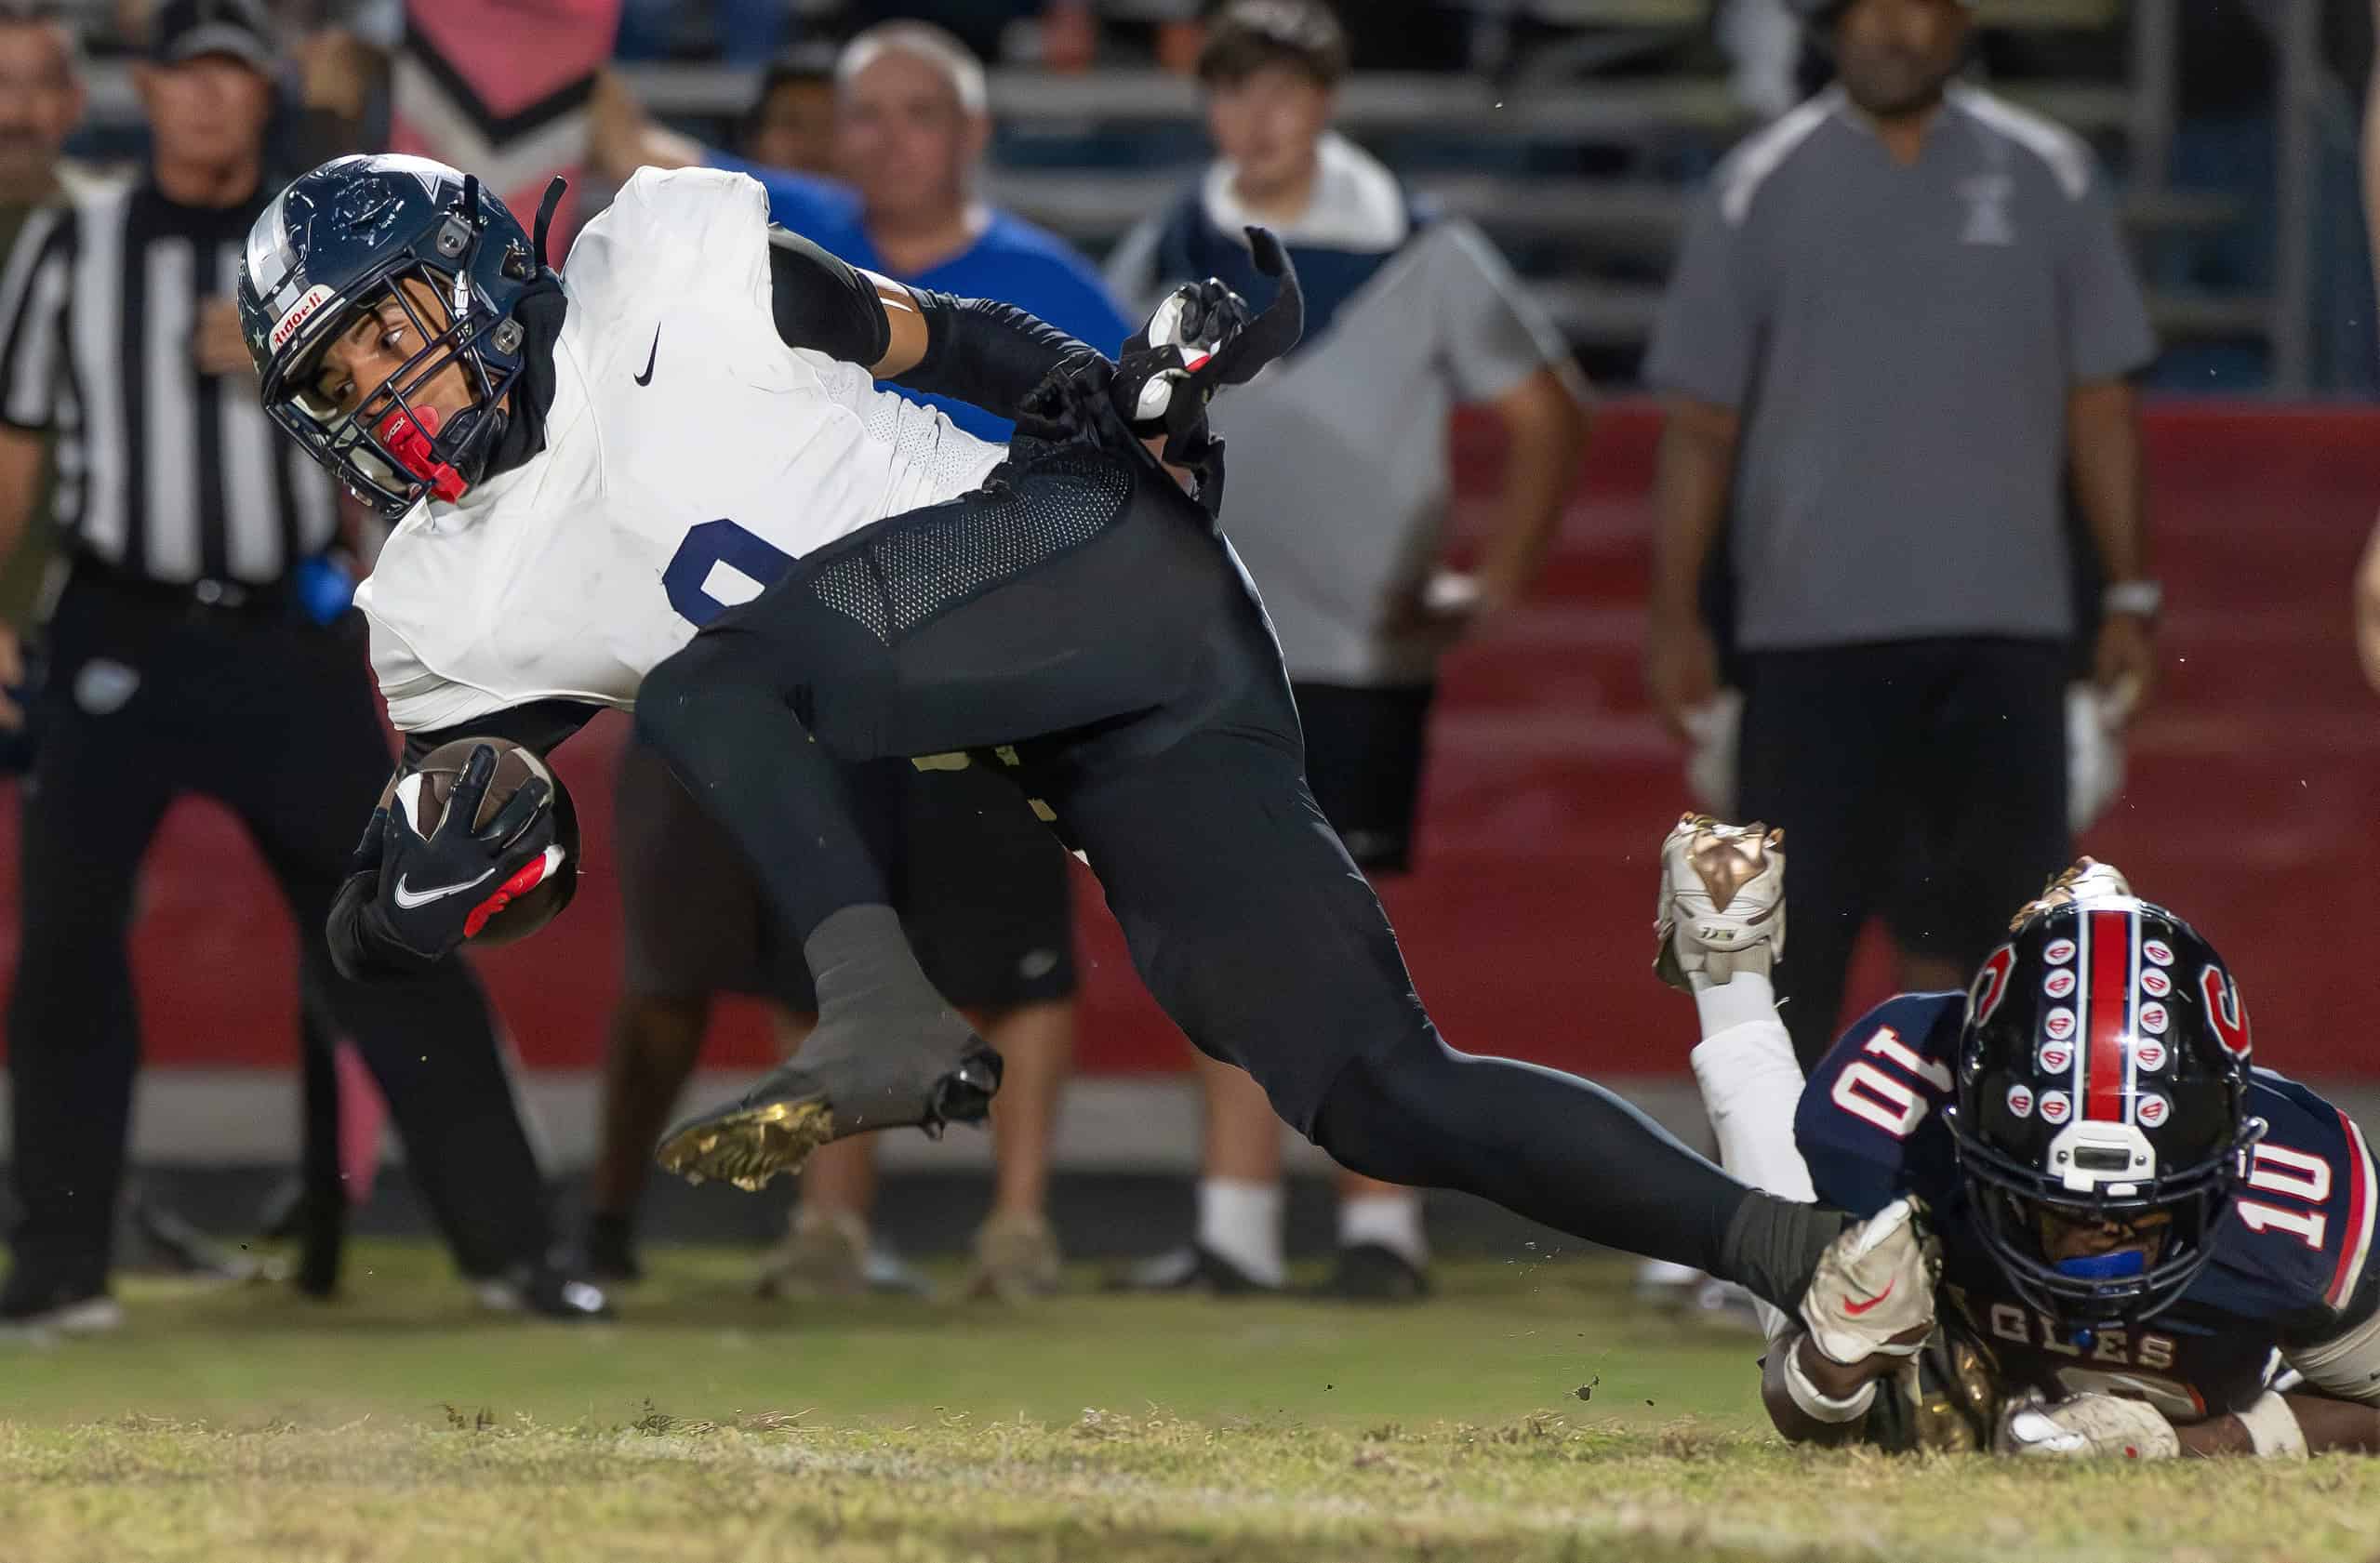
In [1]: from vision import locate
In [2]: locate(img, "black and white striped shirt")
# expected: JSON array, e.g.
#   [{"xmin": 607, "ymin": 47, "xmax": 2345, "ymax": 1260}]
[{"xmin": 0, "ymin": 180, "xmax": 336, "ymax": 587}]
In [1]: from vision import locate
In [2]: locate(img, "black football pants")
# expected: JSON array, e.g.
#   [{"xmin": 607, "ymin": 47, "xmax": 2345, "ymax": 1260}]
[
  {"xmin": 1735, "ymin": 637, "xmax": 2070, "ymax": 1070},
  {"xmin": 8, "ymin": 571, "xmax": 554, "ymax": 1293},
  {"xmin": 637, "ymin": 445, "xmax": 1778, "ymax": 1281}
]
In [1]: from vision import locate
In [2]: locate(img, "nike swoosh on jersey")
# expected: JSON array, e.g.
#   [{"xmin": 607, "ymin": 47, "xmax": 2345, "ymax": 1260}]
[
  {"xmin": 1842, "ymin": 1279, "xmax": 1895, "ymax": 1317},
  {"xmin": 633, "ymin": 325, "xmax": 659, "ymax": 386},
  {"xmin": 392, "ymin": 865, "xmax": 499, "ymax": 909}
]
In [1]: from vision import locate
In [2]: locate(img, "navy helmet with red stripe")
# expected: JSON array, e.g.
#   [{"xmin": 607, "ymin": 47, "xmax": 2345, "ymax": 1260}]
[{"xmin": 1946, "ymin": 866, "xmax": 2260, "ymax": 1331}]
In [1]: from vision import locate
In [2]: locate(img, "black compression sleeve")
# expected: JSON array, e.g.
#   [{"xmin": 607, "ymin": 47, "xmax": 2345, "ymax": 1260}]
[
  {"xmin": 763, "ymin": 222, "xmax": 1100, "ymax": 418},
  {"xmin": 766, "ymin": 225, "xmax": 893, "ymax": 367},
  {"xmin": 894, "ymin": 291, "xmax": 1098, "ymax": 419}
]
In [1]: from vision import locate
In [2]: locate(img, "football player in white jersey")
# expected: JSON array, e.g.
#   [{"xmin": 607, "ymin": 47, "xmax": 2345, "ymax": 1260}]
[{"xmin": 239, "ymin": 152, "xmax": 1865, "ymax": 1314}]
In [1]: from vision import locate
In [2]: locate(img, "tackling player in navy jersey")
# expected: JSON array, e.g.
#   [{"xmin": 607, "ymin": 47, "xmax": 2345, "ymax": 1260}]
[{"xmin": 1662, "ymin": 815, "xmax": 2380, "ymax": 1458}]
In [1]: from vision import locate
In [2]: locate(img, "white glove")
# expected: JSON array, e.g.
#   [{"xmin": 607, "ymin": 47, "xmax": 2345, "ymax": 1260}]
[
  {"xmin": 1995, "ymin": 1392, "xmax": 2181, "ymax": 1461},
  {"xmin": 2066, "ymin": 682, "xmax": 2126, "ymax": 833},
  {"xmin": 1680, "ymin": 690, "xmax": 1742, "ymax": 817},
  {"xmin": 1799, "ymin": 1197, "xmax": 1940, "ymax": 1366}
]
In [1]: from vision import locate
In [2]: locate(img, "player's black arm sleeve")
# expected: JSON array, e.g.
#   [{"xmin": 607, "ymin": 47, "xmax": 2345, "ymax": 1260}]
[
  {"xmin": 326, "ymin": 699, "xmax": 603, "ymax": 982},
  {"xmin": 765, "ymin": 225, "xmax": 1098, "ymax": 418},
  {"xmin": 896, "ymin": 289, "xmax": 1097, "ymax": 418}
]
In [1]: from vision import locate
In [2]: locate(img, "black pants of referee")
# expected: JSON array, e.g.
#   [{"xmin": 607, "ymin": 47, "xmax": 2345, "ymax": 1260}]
[
  {"xmin": 7, "ymin": 568, "xmax": 554, "ymax": 1298},
  {"xmin": 637, "ymin": 440, "xmax": 1792, "ymax": 1286},
  {"xmin": 1735, "ymin": 637, "xmax": 2071, "ymax": 1071}
]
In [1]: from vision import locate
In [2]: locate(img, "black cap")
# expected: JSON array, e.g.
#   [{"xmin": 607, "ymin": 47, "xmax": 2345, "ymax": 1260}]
[
  {"xmin": 738, "ymin": 42, "xmax": 839, "ymax": 149},
  {"xmin": 149, "ymin": 0, "xmax": 274, "ymax": 73},
  {"xmin": 1196, "ymin": 0, "xmax": 1349, "ymax": 88},
  {"xmin": 754, "ymin": 40, "xmax": 838, "ymax": 98}
]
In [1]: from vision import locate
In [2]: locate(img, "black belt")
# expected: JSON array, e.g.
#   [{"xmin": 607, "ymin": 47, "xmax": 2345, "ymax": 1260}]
[{"xmin": 67, "ymin": 554, "xmax": 295, "ymax": 616}]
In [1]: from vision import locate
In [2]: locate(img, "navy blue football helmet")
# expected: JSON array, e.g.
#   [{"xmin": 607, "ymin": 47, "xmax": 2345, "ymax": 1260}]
[
  {"xmin": 1945, "ymin": 867, "xmax": 2260, "ymax": 1332},
  {"xmin": 239, "ymin": 154, "xmax": 551, "ymax": 516}
]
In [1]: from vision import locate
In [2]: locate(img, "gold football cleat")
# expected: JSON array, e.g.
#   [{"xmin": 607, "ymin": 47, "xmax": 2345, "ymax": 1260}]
[
  {"xmin": 654, "ymin": 1098, "xmax": 835, "ymax": 1193},
  {"xmin": 1679, "ymin": 814, "xmax": 1780, "ymax": 908},
  {"xmin": 1655, "ymin": 812, "xmax": 1787, "ymax": 991},
  {"xmin": 2009, "ymin": 855, "xmax": 2136, "ymax": 931}
]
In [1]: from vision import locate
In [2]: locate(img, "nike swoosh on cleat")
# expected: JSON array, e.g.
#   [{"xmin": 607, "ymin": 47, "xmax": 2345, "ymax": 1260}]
[
  {"xmin": 1842, "ymin": 1279, "xmax": 1895, "ymax": 1317},
  {"xmin": 392, "ymin": 866, "xmax": 498, "ymax": 908},
  {"xmin": 633, "ymin": 325, "xmax": 659, "ymax": 386}
]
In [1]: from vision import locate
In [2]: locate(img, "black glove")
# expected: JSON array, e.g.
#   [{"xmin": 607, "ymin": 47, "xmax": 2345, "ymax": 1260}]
[
  {"xmin": 351, "ymin": 744, "xmax": 555, "ymax": 967},
  {"xmin": 1112, "ymin": 276, "xmax": 1255, "ymax": 440},
  {"xmin": 1112, "ymin": 227, "xmax": 1307, "ymax": 481}
]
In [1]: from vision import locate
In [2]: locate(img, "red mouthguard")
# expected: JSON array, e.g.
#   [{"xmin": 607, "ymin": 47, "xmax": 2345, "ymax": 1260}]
[{"xmin": 374, "ymin": 403, "xmax": 468, "ymax": 502}]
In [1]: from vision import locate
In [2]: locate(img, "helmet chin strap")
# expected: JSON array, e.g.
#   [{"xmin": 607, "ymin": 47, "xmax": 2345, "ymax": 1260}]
[
  {"xmin": 369, "ymin": 175, "xmax": 555, "ymax": 508},
  {"xmin": 375, "ymin": 403, "xmax": 468, "ymax": 502},
  {"xmin": 532, "ymin": 175, "xmax": 567, "ymax": 270}
]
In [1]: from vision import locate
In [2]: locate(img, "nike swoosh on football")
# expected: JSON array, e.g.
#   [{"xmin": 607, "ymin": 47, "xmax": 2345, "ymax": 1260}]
[
  {"xmin": 633, "ymin": 325, "xmax": 659, "ymax": 386},
  {"xmin": 392, "ymin": 866, "xmax": 498, "ymax": 909},
  {"xmin": 1842, "ymin": 1279, "xmax": 1895, "ymax": 1317}
]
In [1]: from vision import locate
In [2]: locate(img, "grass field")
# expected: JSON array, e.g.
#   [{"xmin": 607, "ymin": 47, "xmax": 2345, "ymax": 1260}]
[{"xmin": 6, "ymin": 1242, "xmax": 2378, "ymax": 1563}]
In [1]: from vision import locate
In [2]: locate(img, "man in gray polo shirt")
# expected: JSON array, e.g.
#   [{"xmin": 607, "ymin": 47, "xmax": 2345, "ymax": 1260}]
[{"xmin": 1643, "ymin": 0, "xmax": 2161, "ymax": 1067}]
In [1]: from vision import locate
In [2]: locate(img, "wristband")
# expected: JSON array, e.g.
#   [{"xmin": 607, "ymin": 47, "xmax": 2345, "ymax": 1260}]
[
  {"xmin": 1783, "ymin": 1342, "xmax": 1879, "ymax": 1424},
  {"xmin": 2103, "ymin": 580, "xmax": 2163, "ymax": 619},
  {"xmin": 2238, "ymin": 1390, "xmax": 2308, "ymax": 1458}
]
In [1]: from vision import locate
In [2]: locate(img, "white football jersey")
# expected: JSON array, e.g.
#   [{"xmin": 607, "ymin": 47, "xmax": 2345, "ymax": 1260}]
[{"xmin": 354, "ymin": 166, "xmax": 1004, "ymax": 732}]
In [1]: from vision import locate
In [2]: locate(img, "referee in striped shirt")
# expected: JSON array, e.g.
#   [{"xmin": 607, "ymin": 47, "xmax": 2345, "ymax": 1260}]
[{"xmin": 0, "ymin": 0, "xmax": 601, "ymax": 1331}]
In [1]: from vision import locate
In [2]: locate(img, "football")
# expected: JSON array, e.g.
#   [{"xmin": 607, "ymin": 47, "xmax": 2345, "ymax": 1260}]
[{"xmin": 377, "ymin": 735, "xmax": 579, "ymax": 946}]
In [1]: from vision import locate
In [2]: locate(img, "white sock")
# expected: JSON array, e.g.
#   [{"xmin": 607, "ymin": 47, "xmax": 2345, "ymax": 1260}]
[
  {"xmin": 1197, "ymin": 1177, "xmax": 1286, "ymax": 1287},
  {"xmin": 1691, "ymin": 974, "xmax": 1805, "ymax": 1191},
  {"xmin": 1337, "ymin": 1191, "xmax": 1428, "ymax": 1268},
  {"xmin": 1692, "ymin": 968, "xmax": 1781, "ymax": 1036},
  {"xmin": 1636, "ymin": 1257, "xmax": 1702, "ymax": 1286},
  {"xmin": 1686, "ymin": 971, "xmax": 1813, "ymax": 1344}
]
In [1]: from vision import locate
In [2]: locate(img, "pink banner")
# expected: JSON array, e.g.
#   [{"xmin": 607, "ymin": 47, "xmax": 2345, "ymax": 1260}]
[{"xmin": 389, "ymin": 0, "xmax": 623, "ymax": 250}]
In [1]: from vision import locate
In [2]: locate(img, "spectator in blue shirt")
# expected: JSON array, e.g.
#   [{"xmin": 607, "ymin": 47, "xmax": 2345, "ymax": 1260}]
[{"xmin": 593, "ymin": 23, "xmax": 1130, "ymax": 441}]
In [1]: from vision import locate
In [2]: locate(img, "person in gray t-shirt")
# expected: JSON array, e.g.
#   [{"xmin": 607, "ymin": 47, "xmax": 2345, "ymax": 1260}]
[
  {"xmin": 1105, "ymin": 0, "xmax": 1589, "ymax": 1304},
  {"xmin": 1642, "ymin": 0, "xmax": 2160, "ymax": 1068}
]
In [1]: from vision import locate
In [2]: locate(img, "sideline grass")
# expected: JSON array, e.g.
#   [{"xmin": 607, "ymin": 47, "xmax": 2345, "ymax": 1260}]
[{"xmin": 3, "ymin": 1243, "xmax": 2374, "ymax": 1562}]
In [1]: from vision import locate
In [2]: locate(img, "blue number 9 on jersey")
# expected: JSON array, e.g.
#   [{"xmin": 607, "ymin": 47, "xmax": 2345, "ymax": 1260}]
[{"xmin": 664, "ymin": 519, "xmax": 798, "ymax": 628}]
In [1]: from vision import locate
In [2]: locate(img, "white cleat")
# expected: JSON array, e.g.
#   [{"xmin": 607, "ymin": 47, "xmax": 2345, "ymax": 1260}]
[
  {"xmin": 0, "ymin": 1293, "xmax": 124, "ymax": 1346},
  {"xmin": 1655, "ymin": 813, "xmax": 1787, "ymax": 992}
]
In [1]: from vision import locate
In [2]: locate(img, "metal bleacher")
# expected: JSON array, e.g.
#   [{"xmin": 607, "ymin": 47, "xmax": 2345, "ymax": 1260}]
[
  {"xmin": 63, "ymin": 0, "xmax": 2316, "ymax": 388},
  {"xmin": 628, "ymin": 0, "xmax": 2309, "ymax": 387}
]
